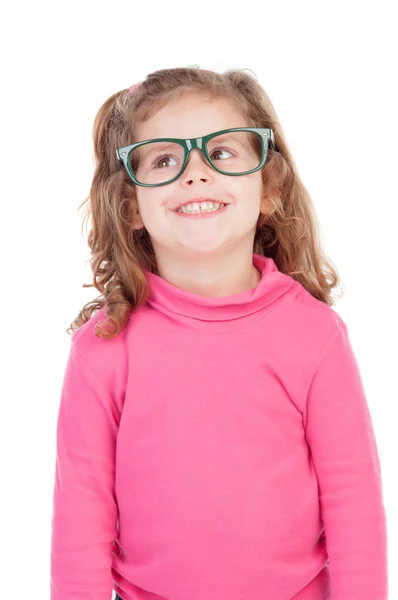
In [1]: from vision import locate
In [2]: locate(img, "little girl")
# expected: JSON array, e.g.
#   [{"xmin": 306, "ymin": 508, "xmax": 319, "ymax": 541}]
[{"xmin": 50, "ymin": 66, "xmax": 388, "ymax": 600}]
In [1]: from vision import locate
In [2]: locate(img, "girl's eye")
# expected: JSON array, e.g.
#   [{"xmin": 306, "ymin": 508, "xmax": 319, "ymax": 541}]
[
  {"xmin": 152, "ymin": 154, "xmax": 178, "ymax": 169},
  {"xmin": 210, "ymin": 147, "xmax": 234, "ymax": 161}
]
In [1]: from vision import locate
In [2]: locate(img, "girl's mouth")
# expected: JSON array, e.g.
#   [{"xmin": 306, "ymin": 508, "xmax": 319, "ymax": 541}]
[{"xmin": 173, "ymin": 203, "xmax": 229, "ymax": 219}]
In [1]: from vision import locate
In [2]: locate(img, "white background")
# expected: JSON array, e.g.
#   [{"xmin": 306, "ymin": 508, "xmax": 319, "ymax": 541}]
[{"xmin": 1, "ymin": 0, "xmax": 396, "ymax": 597}]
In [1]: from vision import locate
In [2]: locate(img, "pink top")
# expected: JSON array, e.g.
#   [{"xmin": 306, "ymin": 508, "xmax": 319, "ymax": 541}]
[{"xmin": 50, "ymin": 253, "xmax": 388, "ymax": 600}]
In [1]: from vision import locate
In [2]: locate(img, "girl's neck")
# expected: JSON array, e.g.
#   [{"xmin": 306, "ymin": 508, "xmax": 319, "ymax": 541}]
[{"xmin": 151, "ymin": 251, "xmax": 262, "ymax": 299}]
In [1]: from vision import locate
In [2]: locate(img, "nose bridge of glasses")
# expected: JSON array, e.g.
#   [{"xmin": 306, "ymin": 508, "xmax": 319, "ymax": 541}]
[
  {"xmin": 187, "ymin": 137, "xmax": 203, "ymax": 151},
  {"xmin": 185, "ymin": 137, "xmax": 208, "ymax": 165}
]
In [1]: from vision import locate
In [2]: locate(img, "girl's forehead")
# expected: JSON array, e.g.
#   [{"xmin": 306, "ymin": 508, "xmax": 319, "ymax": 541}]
[
  {"xmin": 135, "ymin": 94, "xmax": 246, "ymax": 141},
  {"xmin": 160, "ymin": 92, "xmax": 240, "ymax": 118}
]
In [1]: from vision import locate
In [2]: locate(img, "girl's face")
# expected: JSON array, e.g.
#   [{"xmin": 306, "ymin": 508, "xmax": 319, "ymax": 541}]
[{"xmin": 132, "ymin": 93, "xmax": 268, "ymax": 262}]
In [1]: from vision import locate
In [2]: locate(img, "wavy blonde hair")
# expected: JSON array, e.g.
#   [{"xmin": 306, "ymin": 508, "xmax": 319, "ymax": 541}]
[{"xmin": 67, "ymin": 65, "xmax": 343, "ymax": 340}]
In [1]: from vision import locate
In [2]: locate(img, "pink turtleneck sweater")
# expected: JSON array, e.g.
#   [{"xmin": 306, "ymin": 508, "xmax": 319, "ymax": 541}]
[{"xmin": 50, "ymin": 253, "xmax": 388, "ymax": 600}]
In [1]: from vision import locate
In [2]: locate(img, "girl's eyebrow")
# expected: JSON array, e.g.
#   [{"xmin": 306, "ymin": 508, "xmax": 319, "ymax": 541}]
[
  {"xmin": 137, "ymin": 132, "xmax": 250, "ymax": 159},
  {"xmin": 143, "ymin": 131, "xmax": 242, "ymax": 143},
  {"xmin": 139, "ymin": 141, "xmax": 177, "ymax": 157}
]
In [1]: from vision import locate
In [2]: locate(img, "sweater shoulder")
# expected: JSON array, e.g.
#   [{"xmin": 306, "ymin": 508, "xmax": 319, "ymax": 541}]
[
  {"xmin": 279, "ymin": 281, "xmax": 347, "ymax": 376},
  {"xmin": 288, "ymin": 279, "xmax": 345, "ymax": 339},
  {"xmin": 68, "ymin": 306, "xmax": 129, "ymax": 407}
]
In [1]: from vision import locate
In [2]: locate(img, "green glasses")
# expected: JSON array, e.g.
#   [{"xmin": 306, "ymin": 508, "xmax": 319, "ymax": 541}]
[{"xmin": 115, "ymin": 127, "xmax": 275, "ymax": 187}]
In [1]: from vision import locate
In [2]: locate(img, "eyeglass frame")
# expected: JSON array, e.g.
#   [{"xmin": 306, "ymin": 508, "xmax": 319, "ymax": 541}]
[{"xmin": 115, "ymin": 127, "xmax": 276, "ymax": 187}]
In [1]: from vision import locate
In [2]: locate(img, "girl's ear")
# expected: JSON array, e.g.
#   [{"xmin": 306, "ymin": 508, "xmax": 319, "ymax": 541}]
[
  {"xmin": 131, "ymin": 192, "xmax": 145, "ymax": 230},
  {"xmin": 132, "ymin": 220, "xmax": 145, "ymax": 232},
  {"xmin": 260, "ymin": 192, "xmax": 270, "ymax": 215},
  {"xmin": 131, "ymin": 210, "xmax": 145, "ymax": 231}
]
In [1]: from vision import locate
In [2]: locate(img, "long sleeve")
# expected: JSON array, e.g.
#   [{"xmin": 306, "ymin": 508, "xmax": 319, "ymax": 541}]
[
  {"xmin": 50, "ymin": 340, "xmax": 120, "ymax": 600},
  {"xmin": 303, "ymin": 320, "xmax": 388, "ymax": 599}
]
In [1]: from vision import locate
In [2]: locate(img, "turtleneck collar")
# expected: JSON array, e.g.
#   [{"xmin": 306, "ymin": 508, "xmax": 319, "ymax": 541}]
[{"xmin": 141, "ymin": 253, "xmax": 297, "ymax": 334}]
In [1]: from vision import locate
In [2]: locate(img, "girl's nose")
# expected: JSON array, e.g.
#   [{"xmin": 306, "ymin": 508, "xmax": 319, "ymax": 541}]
[{"xmin": 180, "ymin": 148, "xmax": 214, "ymax": 183}]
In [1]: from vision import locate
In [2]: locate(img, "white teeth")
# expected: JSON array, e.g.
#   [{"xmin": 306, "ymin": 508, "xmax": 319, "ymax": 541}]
[{"xmin": 177, "ymin": 201, "xmax": 225, "ymax": 214}]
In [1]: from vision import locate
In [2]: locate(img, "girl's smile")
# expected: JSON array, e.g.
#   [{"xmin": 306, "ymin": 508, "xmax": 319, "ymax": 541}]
[{"xmin": 171, "ymin": 203, "xmax": 229, "ymax": 219}]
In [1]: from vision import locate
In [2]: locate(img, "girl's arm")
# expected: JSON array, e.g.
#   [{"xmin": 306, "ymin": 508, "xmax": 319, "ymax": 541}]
[
  {"xmin": 303, "ymin": 319, "xmax": 389, "ymax": 599},
  {"xmin": 50, "ymin": 341, "xmax": 120, "ymax": 600}
]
